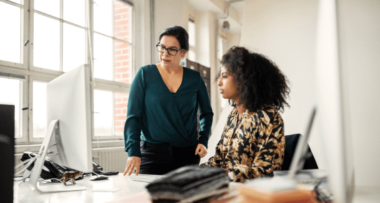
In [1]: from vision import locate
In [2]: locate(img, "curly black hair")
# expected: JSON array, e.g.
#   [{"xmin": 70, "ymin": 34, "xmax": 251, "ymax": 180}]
[{"xmin": 219, "ymin": 46, "xmax": 290, "ymax": 112}]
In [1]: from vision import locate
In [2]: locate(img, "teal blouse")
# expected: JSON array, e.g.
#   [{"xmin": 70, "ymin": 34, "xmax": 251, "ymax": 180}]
[{"xmin": 124, "ymin": 64, "xmax": 214, "ymax": 157}]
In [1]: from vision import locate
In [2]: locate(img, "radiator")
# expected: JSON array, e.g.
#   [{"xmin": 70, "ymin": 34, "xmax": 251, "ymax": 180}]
[
  {"xmin": 14, "ymin": 147, "xmax": 128, "ymax": 174},
  {"xmin": 93, "ymin": 147, "xmax": 128, "ymax": 173}
]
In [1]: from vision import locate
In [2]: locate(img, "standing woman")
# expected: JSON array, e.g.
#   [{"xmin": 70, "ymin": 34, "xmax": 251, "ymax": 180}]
[
  {"xmin": 123, "ymin": 26, "xmax": 213, "ymax": 175},
  {"xmin": 202, "ymin": 46, "xmax": 290, "ymax": 182}
]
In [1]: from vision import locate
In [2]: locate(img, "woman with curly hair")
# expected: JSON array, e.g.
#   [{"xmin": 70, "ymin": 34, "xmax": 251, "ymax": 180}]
[{"xmin": 201, "ymin": 46, "xmax": 290, "ymax": 182}]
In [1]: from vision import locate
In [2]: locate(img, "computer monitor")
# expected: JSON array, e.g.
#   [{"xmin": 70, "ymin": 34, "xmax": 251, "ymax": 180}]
[
  {"xmin": 0, "ymin": 104, "xmax": 15, "ymax": 203},
  {"xmin": 315, "ymin": 0, "xmax": 355, "ymax": 202},
  {"xmin": 287, "ymin": 107, "xmax": 317, "ymax": 180},
  {"xmin": 28, "ymin": 65, "xmax": 93, "ymax": 192}
]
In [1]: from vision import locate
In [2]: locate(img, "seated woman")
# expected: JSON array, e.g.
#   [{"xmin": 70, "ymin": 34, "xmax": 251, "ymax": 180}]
[{"xmin": 201, "ymin": 46, "xmax": 290, "ymax": 182}]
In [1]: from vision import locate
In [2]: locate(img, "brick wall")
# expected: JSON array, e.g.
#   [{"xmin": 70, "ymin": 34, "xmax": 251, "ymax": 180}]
[{"xmin": 114, "ymin": 1, "xmax": 131, "ymax": 135}]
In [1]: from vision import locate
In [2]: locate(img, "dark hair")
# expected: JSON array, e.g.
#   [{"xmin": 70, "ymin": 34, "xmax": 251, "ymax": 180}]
[
  {"xmin": 219, "ymin": 46, "xmax": 290, "ymax": 112},
  {"xmin": 158, "ymin": 26, "xmax": 189, "ymax": 51}
]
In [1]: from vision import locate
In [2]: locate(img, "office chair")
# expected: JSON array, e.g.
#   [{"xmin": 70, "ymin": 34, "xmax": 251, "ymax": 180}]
[
  {"xmin": 0, "ymin": 104, "xmax": 15, "ymax": 203},
  {"xmin": 282, "ymin": 134, "xmax": 318, "ymax": 171}
]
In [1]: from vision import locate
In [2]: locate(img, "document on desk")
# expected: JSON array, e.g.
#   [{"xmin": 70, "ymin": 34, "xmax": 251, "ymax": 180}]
[{"xmin": 128, "ymin": 174, "xmax": 165, "ymax": 183}]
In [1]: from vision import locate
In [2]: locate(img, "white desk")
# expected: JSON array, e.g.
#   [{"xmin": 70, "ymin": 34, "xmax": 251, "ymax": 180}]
[
  {"xmin": 14, "ymin": 174, "xmax": 151, "ymax": 203},
  {"xmin": 15, "ymin": 174, "xmax": 380, "ymax": 203},
  {"xmin": 14, "ymin": 174, "xmax": 241, "ymax": 203}
]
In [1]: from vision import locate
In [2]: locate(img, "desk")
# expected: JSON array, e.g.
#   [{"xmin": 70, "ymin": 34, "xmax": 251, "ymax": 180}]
[
  {"xmin": 21, "ymin": 174, "xmax": 380, "ymax": 203},
  {"xmin": 14, "ymin": 174, "xmax": 241, "ymax": 203},
  {"xmin": 14, "ymin": 174, "xmax": 151, "ymax": 203}
]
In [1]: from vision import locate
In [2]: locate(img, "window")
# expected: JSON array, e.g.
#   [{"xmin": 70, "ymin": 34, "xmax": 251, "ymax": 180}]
[
  {"xmin": 94, "ymin": 90, "xmax": 128, "ymax": 137},
  {"xmin": 33, "ymin": 0, "xmax": 86, "ymax": 71},
  {"xmin": 33, "ymin": 13, "xmax": 60, "ymax": 70},
  {"xmin": 188, "ymin": 19, "xmax": 196, "ymax": 61},
  {"xmin": 0, "ymin": 0, "xmax": 134, "ymax": 144},
  {"xmin": 94, "ymin": 90, "xmax": 113, "ymax": 136},
  {"xmin": 0, "ymin": 1, "xmax": 23, "ymax": 64},
  {"xmin": 93, "ymin": 0, "xmax": 132, "ymax": 139},
  {"xmin": 32, "ymin": 81, "xmax": 47, "ymax": 138},
  {"xmin": 0, "ymin": 78, "xmax": 23, "ymax": 138},
  {"xmin": 94, "ymin": 0, "xmax": 133, "ymax": 84}
]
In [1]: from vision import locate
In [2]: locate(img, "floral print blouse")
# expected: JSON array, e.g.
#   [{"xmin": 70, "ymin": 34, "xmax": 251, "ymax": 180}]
[{"xmin": 201, "ymin": 105, "xmax": 285, "ymax": 182}]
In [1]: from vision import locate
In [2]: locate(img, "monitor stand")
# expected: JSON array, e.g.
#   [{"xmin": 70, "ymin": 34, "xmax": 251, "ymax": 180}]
[{"xmin": 28, "ymin": 120, "xmax": 86, "ymax": 192}]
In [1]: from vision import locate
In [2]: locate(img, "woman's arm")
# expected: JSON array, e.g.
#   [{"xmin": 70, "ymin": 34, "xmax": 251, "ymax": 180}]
[
  {"xmin": 124, "ymin": 67, "xmax": 146, "ymax": 157},
  {"xmin": 201, "ymin": 109, "xmax": 236, "ymax": 168},
  {"xmin": 197, "ymin": 74, "xmax": 214, "ymax": 149},
  {"xmin": 200, "ymin": 138, "xmax": 224, "ymax": 167}
]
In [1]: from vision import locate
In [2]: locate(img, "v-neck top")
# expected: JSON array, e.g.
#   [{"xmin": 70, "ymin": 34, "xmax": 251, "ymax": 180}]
[{"xmin": 124, "ymin": 64, "xmax": 214, "ymax": 157}]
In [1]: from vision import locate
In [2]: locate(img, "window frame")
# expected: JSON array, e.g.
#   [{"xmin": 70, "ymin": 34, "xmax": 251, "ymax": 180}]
[
  {"xmin": 0, "ymin": 0, "xmax": 29, "ymax": 69},
  {"xmin": 0, "ymin": 0, "xmax": 136, "ymax": 146}
]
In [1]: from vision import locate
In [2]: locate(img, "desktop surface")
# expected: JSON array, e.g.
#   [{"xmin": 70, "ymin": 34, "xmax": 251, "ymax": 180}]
[
  {"xmin": 14, "ymin": 173, "xmax": 242, "ymax": 203},
  {"xmin": 15, "ymin": 173, "xmax": 380, "ymax": 203},
  {"xmin": 14, "ymin": 173, "xmax": 150, "ymax": 203}
]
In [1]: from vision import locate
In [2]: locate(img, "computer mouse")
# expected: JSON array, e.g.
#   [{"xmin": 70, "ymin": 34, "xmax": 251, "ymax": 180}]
[{"xmin": 90, "ymin": 175, "xmax": 109, "ymax": 181}]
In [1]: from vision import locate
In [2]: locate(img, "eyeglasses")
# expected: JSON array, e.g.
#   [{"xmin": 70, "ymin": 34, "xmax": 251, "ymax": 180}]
[{"xmin": 156, "ymin": 43, "xmax": 183, "ymax": 56}]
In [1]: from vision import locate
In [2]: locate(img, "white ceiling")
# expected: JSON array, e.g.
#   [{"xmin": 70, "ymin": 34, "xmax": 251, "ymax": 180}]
[
  {"xmin": 189, "ymin": 0, "xmax": 245, "ymax": 15},
  {"xmin": 188, "ymin": 0, "xmax": 244, "ymax": 33},
  {"xmin": 227, "ymin": 1, "xmax": 244, "ymax": 14}
]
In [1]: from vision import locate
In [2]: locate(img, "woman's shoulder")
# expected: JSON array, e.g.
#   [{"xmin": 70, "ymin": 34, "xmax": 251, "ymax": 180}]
[
  {"xmin": 228, "ymin": 108, "xmax": 239, "ymax": 119},
  {"xmin": 140, "ymin": 64, "xmax": 157, "ymax": 71},
  {"xmin": 247, "ymin": 106, "xmax": 282, "ymax": 124},
  {"xmin": 223, "ymin": 108, "xmax": 238, "ymax": 127},
  {"xmin": 135, "ymin": 64, "xmax": 158, "ymax": 79},
  {"xmin": 184, "ymin": 67, "xmax": 202, "ymax": 78}
]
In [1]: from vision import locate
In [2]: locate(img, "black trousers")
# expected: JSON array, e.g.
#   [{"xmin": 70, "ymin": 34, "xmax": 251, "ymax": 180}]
[{"xmin": 139, "ymin": 141, "xmax": 200, "ymax": 175}]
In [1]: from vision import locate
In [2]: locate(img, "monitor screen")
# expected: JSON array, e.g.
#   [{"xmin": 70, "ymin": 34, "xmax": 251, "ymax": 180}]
[
  {"xmin": 46, "ymin": 65, "xmax": 93, "ymax": 172},
  {"xmin": 315, "ymin": 1, "xmax": 355, "ymax": 202}
]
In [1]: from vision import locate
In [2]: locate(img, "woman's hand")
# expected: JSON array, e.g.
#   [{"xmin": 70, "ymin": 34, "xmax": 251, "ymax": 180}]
[
  {"xmin": 195, "ymin": 144, "xmax": 207, "ymax": 158},
  {"xmin": 123, "ymin": 156, "xmax": 141, "ymax": 176}
]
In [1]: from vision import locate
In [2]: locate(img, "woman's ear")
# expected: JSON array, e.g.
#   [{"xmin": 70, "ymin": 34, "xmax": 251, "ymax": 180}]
[{"xmin": 181, "ymin": 50, "xmax": 187, "ymax": 58}]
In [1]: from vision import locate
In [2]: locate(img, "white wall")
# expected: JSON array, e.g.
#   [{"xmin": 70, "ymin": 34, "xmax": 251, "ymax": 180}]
[
  {"xmin": 154, "ymin": 0, "xmax": 189, "ymax": 63},
  {"xmin": 240, "ymin": 0, "xmax": 327, "ymax": 170},
  {"xmin": 338, "ymin": 0, "xmax": 380, "ymax": 187},
  {"xmin": 196, "ymin": 11, "xmax": 214, "ymax": 67},
  {"xmin": 133, "ymin": 0, "xmax": 152, "ymax": 69},
  {"xmin": 196, "ymin": 11, "xmax": 219, "ymax": 128},
  {"xmin": 227, "ymin": 33, "xmax": 241, "ymax": 50}
]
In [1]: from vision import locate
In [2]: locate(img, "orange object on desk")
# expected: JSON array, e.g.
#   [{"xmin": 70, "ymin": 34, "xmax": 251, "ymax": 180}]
[{"xmin": 238, "ymin": 185, "xmax": 318, "ymax": 203}]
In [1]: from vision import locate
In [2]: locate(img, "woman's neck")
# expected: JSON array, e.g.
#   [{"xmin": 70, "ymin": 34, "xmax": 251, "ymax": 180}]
[
  {"xmin": 157, "ymin": 63, "xmax": 182, "ymax": 74},
  {"xmin": 234, "ymin": 98, "xmax": 246, "ymax": 118}
]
